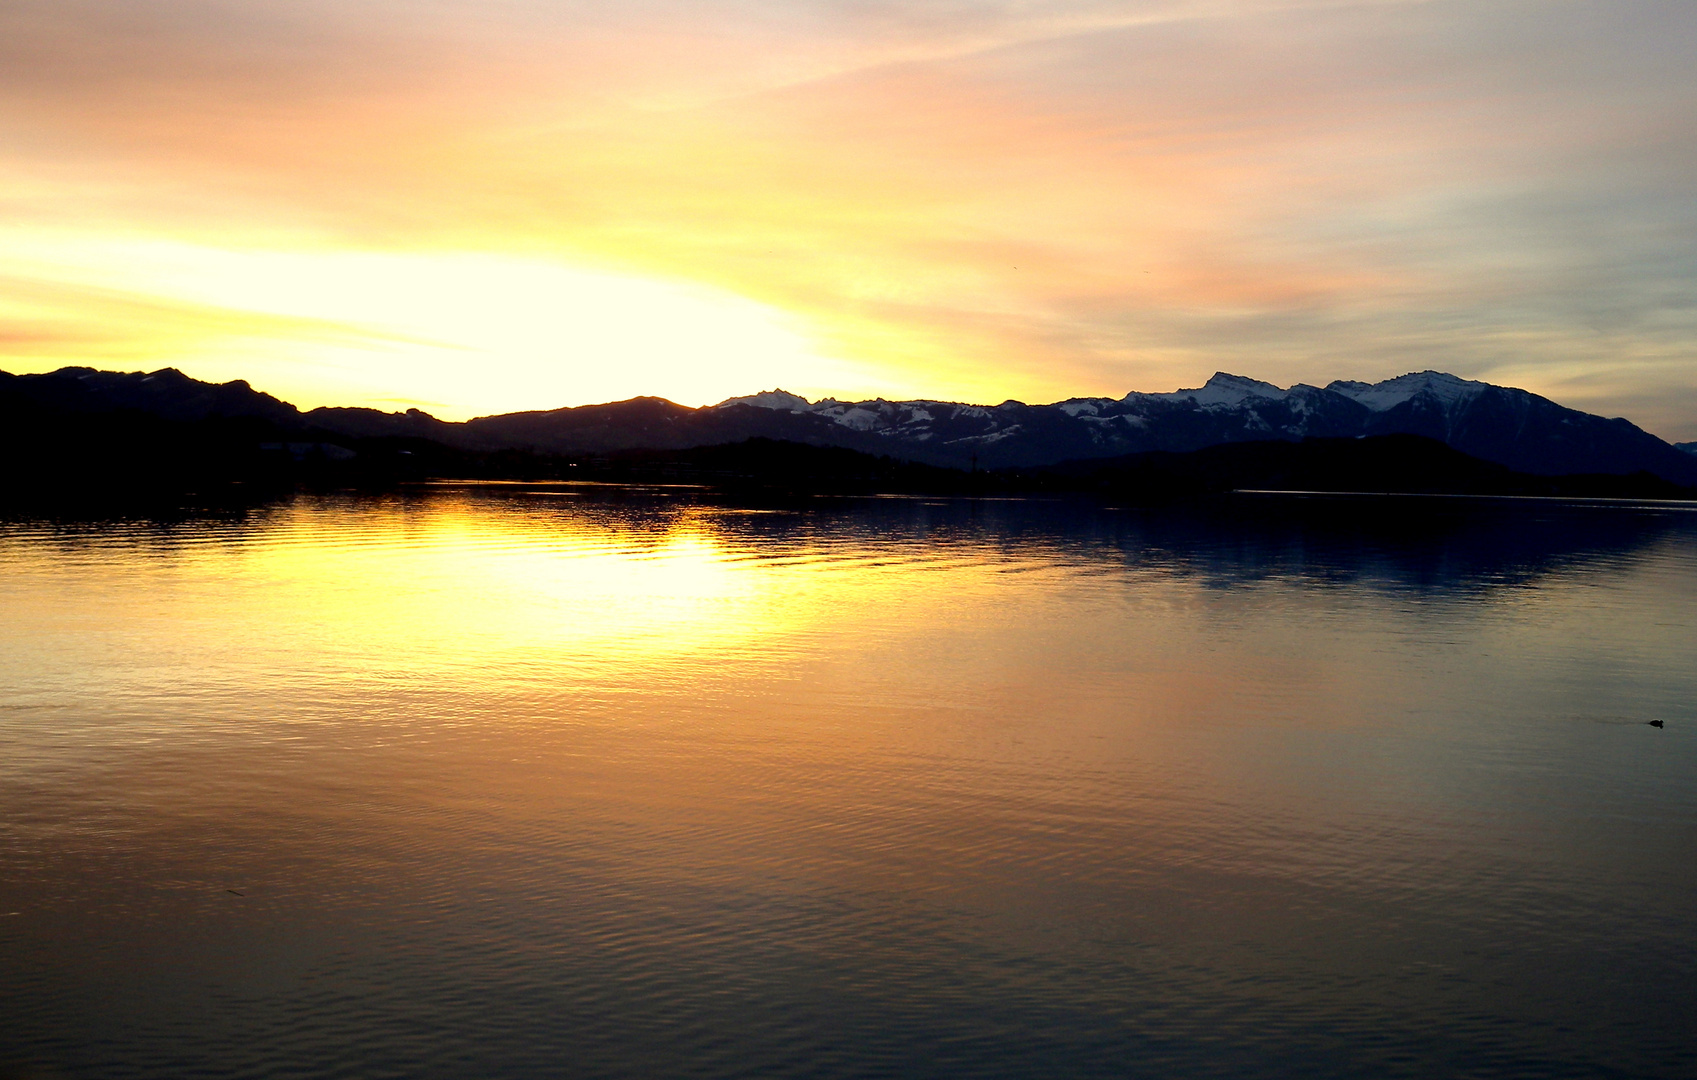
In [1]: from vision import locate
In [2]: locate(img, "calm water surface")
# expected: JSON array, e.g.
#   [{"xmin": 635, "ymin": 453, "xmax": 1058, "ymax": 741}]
[{"xmin": 2, "ymin": 488, "xmax": 1695, "ymax": 1079}]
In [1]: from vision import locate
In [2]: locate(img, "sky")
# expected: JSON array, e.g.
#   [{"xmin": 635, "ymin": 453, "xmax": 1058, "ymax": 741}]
[{"xmin": 2, "ymin": 1, "xmax": 1695, "ymax": 436}]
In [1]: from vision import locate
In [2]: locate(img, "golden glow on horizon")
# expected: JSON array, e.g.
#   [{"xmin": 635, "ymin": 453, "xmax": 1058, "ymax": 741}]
[
  {"xmin": 0, "ymin": 231, "xmax": 904, "ymax": 417},
  {"xmin": 2, "ymin": 1, "xmax": 1695, "ymax": 432}
]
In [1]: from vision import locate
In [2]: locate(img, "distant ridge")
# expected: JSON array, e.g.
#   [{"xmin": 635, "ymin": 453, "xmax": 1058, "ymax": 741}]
[{"xmin": 4, "ymin": 365, "xmax": 1695, "ymax": 487}]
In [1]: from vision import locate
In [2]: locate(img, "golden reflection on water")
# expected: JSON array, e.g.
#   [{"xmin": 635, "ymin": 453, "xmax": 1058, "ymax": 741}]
[
  {"xmin": 2, "ymin": 490, "xmax": 1696, "ymax": 1078},
  {"xmin": 2, "ymin": 496, "xmax": 1146, "ymax": 708}
]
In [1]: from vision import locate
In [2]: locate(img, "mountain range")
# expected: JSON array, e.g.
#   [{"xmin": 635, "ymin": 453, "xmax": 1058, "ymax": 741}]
[{"xmin": 5, "ymin": 364, "xmax": 1694, "ymax": 488}]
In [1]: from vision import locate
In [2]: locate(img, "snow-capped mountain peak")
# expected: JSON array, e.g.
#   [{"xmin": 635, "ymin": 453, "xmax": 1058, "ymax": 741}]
[
  {"xmin": 1169, "ymin": 373, "xmax": 1290, "ymax": 408},
  {"xmin": 14, "ymin": 363, "xmax": 1694, "ymax": 486},
  {"xmin": 1326, "ymin": 371, "xmax": 1486, "ymax": 412},
  {"xmin": 715, "ymin": 389, "xmax": 815, "ymax": 412}
]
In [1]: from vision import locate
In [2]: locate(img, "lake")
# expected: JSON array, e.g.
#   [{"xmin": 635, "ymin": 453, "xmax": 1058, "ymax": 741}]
[{"xmin": 2, "ymin": 487, "xmax": 1694, "ymax": 1079}]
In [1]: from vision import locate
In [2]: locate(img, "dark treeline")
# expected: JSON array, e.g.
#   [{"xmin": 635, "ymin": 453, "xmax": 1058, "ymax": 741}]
[{"xmin": 1030, "ymin": 434, "xmax": 1693, "ymax": 502}]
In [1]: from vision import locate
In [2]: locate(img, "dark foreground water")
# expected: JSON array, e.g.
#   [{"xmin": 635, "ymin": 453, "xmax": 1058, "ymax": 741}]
[{"xmin": 2, "ymin": 488, "xmax": 1694, "ymax": 1079}]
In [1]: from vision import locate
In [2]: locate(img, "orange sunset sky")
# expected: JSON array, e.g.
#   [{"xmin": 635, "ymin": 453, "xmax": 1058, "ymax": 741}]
[{"xmin": 3, "ymin": 0, "xmax": 1695, "ymax": 437}]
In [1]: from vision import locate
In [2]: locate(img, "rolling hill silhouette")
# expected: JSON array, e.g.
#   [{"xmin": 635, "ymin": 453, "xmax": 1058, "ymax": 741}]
[{"xmin": 3, "ymin": 365, "xmax": 1693, "ymax": 504}]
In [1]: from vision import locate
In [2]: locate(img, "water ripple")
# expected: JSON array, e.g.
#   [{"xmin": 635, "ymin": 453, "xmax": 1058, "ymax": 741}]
[{"xmin": 2, "ymin": 490, "xmax": 1695, "ymax": 1078}]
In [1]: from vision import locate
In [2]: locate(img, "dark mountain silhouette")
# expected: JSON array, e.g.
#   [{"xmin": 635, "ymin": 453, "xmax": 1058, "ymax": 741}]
[
  {"xmin": 4, "ymin": 365, "xmax": 1695, "ymax": 492},
  {"xmin": 692, "ymin": 373, "xmax": 1697, "ymax": 484},
  {"xmin": 2, "ymin": 365, "xmax": 302, "ymax": 425}
]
